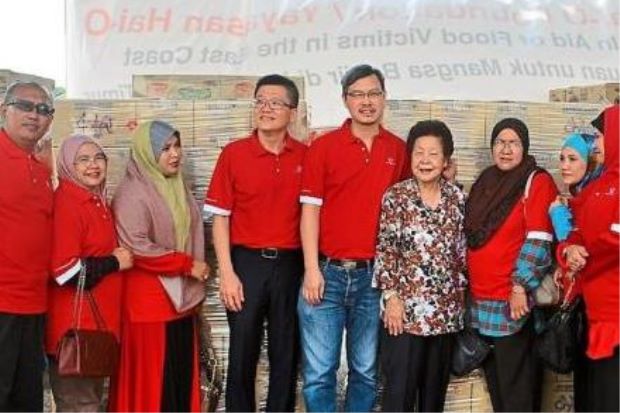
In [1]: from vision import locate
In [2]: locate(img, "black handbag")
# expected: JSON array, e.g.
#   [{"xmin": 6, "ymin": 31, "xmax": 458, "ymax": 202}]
[
  {"xmin": 535, "ymin": 287, "xmax": 584, "ymax": 374},
  {"xmin": 451, "ymin": 327, "xmax": 491, "ymax": 377}
]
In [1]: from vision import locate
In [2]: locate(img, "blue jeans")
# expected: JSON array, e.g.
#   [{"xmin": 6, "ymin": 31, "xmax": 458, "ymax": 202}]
[{"xmin": 298, "ymin": 261, "xmax": 381, "ymax": 412}]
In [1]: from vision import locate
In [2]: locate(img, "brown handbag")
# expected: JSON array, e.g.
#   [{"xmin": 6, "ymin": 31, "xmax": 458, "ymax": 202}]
[{"xmin": 56, "ymin": 267, "xmax": 119, "ymax": 377}]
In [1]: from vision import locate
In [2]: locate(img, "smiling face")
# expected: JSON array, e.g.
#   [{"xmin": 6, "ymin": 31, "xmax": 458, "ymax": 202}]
[
  {"xmin": 559, "ymin": 147, "xmax": 588, "ymax": 186},
  {"xmin": 343, "ymin": 74, "xmax": 385, "ymax": 127},
  {"xmin": 253, "ymin": 84, "xmax": 295, "ymax": 134},
  {"xmin": 492, "ymin": 128, "xmax": 524, "ymax": 171},
  {"xmin": 411, "ymin": 135, "xmax": 448, "ymax": 184},
  {"xmin": 73, "ymin": 142, "xmax": 107, "ymax": 191},
  {"xmin": 1, "ymin": 85, "xmax": 53, "ymax": 152},
  {"xmin": 157, "ymin": 134, "xmax": 182, "ymax": 177}
]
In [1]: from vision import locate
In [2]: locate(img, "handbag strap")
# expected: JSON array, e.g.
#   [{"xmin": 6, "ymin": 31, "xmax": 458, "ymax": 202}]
[{"xmin": 70, "ymin": 261, "xmax": 109, "ymax": 331}]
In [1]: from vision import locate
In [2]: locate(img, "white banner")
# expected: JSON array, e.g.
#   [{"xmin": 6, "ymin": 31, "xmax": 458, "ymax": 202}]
[{"xmin": 66, "ymin": 0, "xmax": 619, "ymax": 126}]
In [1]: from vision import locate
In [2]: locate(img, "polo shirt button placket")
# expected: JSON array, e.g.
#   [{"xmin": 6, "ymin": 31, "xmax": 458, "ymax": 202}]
[{"xmin": 275, "ymin": 155, "xmax": 281, "ymax": 174}]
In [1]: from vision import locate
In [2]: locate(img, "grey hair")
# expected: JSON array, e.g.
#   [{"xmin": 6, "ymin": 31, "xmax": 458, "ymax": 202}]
[
  {"xmin": 3, "ymin": 80, "xmax": 54, "ymax": 106},
  {"xmin": 341, "ymin": 64, "xmax": 386, "ymax": 97}
]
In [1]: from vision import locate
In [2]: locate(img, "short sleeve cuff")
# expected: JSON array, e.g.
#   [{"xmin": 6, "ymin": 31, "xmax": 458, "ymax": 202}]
[
  {"xmin": 300, "ymin": 195, "xmax": 323, "ymax": 206},
  {"xmin": 203, "ymin": 203, "xmax": 231, "ymax": 217}
]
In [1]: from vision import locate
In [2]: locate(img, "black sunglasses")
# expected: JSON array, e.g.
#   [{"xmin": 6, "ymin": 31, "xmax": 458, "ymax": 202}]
[{"xmin": 6, "ymin": 98, "xmax": 55, "ymax": 117}]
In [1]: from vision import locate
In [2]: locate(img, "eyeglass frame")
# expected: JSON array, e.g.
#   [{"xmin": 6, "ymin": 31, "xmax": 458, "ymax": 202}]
[
  {"xmin": 493, "ymin": 139, "xmax": 523, "ymax": 151},
  {"xmin": 252, "ymin": 98, "xmax": 295, "ymax": 111},
  {"xmin": 5, "ymin": 98, "xmax": 55, "ymax": 117},
  {"xmin": 74, "ymin": 153, "xmax": 108, "ymax": 167},
  {"xmin": 345, "ymin": 89, "xmax": 385, "ymax": 101}
]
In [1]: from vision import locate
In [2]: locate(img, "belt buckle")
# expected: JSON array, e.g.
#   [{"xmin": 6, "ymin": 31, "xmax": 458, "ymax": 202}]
[
  {"xmin": 261, "ymin": 248, "xmax": 278, "ymax": 259},
  {"xmin": 341, "ymin": 260, "xmax": 357, "ymax": 270}
]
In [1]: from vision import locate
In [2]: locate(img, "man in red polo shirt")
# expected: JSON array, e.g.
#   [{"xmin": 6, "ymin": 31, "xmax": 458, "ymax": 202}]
[
  {"xmin": 298, "ymin": 64, "xmax": 407, "ymax": 412},
  {"xmin": 204, "ymin": 74, "xmax": 306, "ymax": 412},
  {"xmin": 0, "ymin": 81, "xmax": 55, "ymax": 411}
]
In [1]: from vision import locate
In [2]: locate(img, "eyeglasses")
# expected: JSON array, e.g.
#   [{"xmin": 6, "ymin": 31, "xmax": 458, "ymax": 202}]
[
  {"xmin": 346, "ymin": 90, "xmax": 384, "ymax": 101},
  {"xmin": 74, "ymin": 153, "xmax": 107, "ymax": 167},
  {"xmin": 253, "ymin": 98, "xmax": 294, "ymax": 111},
  {"xmin": 6, "ymin": 98, "xmax": 55, "ymax": 117},
  {"xmin": 493, "ymin": 139, "xmax": 522, "ymax": 151}
]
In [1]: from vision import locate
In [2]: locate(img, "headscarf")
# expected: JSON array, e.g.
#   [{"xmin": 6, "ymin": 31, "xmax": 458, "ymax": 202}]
[
  {"xmin": 465, "ymin": 118, "xmax": 540, "ymax": 249},
  {"xmin": 560, "ymin": 132, "xmax": 602, "ymax": 194},
  {"xmin": 56, "ymin": 134, "xmax": 106, "ymax": 197},
  {"xmin": 131, "ymin": 120, "xmax": 190, "ymax": 251}
]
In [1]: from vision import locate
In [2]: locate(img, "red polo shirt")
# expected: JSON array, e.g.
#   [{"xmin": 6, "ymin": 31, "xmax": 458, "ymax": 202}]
[
  {"xmin": 0, "ymin": 128, "xmax": 53, "ymax": 314},
  {"xmin": 204, "ymin": 131, "xmax": 306, "ymax": 248},
  {"xmin": 300, "ymin": 119, "xmax": 407, "ymax": 259},
  {"xmin": 46, "ymin": 179, "xmax": 123, "ymax": 354}
]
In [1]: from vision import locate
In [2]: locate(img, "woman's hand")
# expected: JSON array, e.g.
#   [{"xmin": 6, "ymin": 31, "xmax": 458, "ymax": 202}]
[
  {"xmin": 509, "ymin": 284, "xmax": 529, "ymax": 320},
  {"xmin": 565, "ymin": 244, "xmax": 589, "ymax": 272},
  {"xmin": 112, "ymin": 247, "xmax": 134, "ymax": 271},
  {"xmin": 190, "ymin": 260, "xmax": 209, "ymax": 281},
  {"xmin": 383, "ymin": 295, "xmax": 406, "ymax": 336}
]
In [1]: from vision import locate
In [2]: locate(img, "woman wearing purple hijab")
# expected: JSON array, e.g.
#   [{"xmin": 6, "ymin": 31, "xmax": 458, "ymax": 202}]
[{"xmin": 46, "ymin": 135, "xmax": 133, "ymax": 412}]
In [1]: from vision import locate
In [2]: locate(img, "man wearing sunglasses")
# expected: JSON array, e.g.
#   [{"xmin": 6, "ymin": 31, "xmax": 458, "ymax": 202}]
[{"xmin": 0, "ymin": 81, "xmax": 54, "ymax": 411}]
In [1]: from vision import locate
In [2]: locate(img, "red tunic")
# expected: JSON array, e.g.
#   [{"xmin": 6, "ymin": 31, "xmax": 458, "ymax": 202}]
[
  {"xmin": 468, "ymin": 173, "xmax": 557, "ymax": 300},
  {"xmin": 0, "ymin": 128, "xmax": 53, "ymax": 314},
  {"xmin": 46, "ymin": 179, "xmax": 123, "ymax": 354}
]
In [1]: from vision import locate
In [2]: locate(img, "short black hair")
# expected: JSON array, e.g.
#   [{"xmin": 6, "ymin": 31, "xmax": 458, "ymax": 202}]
[
  {"xmin": 341, "ymin": 64, "xmax": 386, "ymax": 97},
  {"xmin": 406, "ymin": 120, "xmax": 454, "ymax": 158},
  {"xmin": 254, "ymin": 74, "xmax": 299, "ymax": 108}
]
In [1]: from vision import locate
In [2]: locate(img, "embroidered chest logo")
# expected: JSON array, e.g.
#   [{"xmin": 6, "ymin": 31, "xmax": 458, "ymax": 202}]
[{"xmin": 385, "ymin": 157, "xmax": 396, "ymax": 167}]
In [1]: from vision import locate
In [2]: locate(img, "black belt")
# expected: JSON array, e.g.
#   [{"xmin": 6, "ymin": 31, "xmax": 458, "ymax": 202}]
[
  {"xmin": 319, "ymin": 254, "xmax": 374, "ymax": 270},
  {"xmin": 236, "ymin": 246, "xmax": 301, "ymax": 260}
]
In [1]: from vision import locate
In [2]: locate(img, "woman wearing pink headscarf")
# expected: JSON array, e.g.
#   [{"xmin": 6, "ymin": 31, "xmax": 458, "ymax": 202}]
[{"xmin": 46, "ymin": 135, "xmax": 133, "ymax": 411}]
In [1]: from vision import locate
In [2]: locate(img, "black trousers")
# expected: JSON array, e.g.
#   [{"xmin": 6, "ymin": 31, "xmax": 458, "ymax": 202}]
[
  {"xmin": 161, "ymin": 315, "xmax": 195, "ymax": 412},
  {"xmin": 0, "ymin": 312, "xmax": 45, "ymax": 412},
  {"xmin": 585, "ymin": 346, "xmax": 619, "ymax": 412},
  {"xmin": 380, "ymin": 329, "xmax": 454, "ymax": 412},
  {"xmin": 481, "ymin": 318, "xmax": 541, "ymax": 412},
  {"xmin": 225, "ymin": 246, "xmax": 303, "ymax": 412}
]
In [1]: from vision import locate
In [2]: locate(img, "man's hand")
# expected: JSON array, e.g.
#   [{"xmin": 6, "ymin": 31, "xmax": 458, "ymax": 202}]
[
  {"xmin": 302, "ymin": 266, "xmax": 324, "ymax": 305},
  {"xmin": 219, "ymin": 269, "xmax": 244, "ymax": 312}
]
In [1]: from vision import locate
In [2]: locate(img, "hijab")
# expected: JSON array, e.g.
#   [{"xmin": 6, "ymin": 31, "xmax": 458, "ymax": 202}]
[
  {"xmin": 57, "ymin": 134, "xmax": 107, "ymax": 197},
  {"xmin": 464, "ymin": 118, "xmax": 540, "ymax": 249}
]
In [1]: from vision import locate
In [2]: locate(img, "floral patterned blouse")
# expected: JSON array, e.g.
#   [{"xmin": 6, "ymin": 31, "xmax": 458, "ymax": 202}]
[{"xmin": 373, "ymin": 178, "xmax": 468, "ymax": 336}]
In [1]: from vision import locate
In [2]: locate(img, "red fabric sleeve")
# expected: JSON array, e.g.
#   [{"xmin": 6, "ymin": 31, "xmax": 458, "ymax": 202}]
[
  {"xmin": 525, "ymin": 173, "xmax": 558, "ymax": 234},
  {"xmin": 204, "ymin": 147, "xmax": 234, "ymax": 213},
  {"xmin": 300, "ymin": 139, "xmax": 326, "ymax": 202},
  {"xmin": 50, "ymin": 196, "xmax": 83, "ymax": 281},
  {"xmin": 133, "ymin": 252, "xmax": 194, "ymax": 277}
]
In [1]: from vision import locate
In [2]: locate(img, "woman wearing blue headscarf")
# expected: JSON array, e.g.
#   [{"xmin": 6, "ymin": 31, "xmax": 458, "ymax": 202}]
[{"xmin": 548, "ymin": 131, "xmax": 603, "ymax": 412}]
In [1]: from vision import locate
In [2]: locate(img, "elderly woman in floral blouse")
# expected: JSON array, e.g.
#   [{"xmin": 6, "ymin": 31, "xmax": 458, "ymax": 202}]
[{"xmin": 374, "ymin": 120, "xmax": 467, "ymax": 412}]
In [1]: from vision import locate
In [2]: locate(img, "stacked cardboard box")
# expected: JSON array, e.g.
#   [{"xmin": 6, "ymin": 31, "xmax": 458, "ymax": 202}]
[
  {"xmin": 132, "ymin": 74, "xmax": 306, "ymax": 101},
  {"xmin": 550, "ymin": 83, "xmax": 619, "ymax": 105},
  {"xmin": 0, "ymin": 69, "xmax": 55, "ymax": 100}
]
